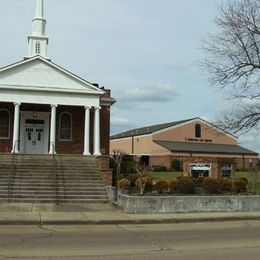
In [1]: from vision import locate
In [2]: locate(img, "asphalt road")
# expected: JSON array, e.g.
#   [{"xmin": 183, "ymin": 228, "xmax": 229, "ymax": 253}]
[{"xmin": 1, "ymin": 221, "xmax": 260, "ymax": 259}]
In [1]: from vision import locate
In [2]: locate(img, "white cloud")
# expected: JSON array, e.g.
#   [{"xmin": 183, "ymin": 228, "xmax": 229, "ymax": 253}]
[
  {"xmin": 117, "ymin": 84, "xmax": 180, "ymax": 105},
  {"xmin": 111, "ymin": 116, "xmax": 135, "ymax": 134}
]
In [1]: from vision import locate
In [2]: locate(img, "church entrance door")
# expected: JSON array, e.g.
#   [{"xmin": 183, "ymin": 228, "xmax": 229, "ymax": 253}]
[
  {"xmin": 24, "ymin": 125, "xmax": 45, "ymax": 154},
  {"xmin": 20, "ymin": 112, "xmax": 50, "ymax": 154}
]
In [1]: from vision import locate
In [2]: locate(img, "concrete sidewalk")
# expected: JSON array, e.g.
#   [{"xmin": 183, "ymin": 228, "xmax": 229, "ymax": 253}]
[{"xmin": 0, "ymin": 202, "xmax": 260, "ymax": 225}]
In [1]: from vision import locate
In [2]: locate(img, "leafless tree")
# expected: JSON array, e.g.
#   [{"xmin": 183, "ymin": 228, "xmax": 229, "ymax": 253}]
[
  {"xmin": 249, "ymin": 160, "xmax": 260, "ymax": 193},
  {"xmin": 202, "ymin": 0, "xmax": 260, "ymax": 134},
  {"xmin": 135, "ymin": 165, "xmax": 153, "ymax": 196},
  {"xmin": 111, "ymin": 150, "xmax": 125, "ymax": 183}
]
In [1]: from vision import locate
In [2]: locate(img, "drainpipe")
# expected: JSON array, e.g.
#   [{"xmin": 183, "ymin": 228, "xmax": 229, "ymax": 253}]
[
  {"xmin": 132, "ymin": 135, "xmax": 134, "ymax": 155},
  {"xmin": 242, "ymin": 154, "xmax": 245, "ymax": 170}
]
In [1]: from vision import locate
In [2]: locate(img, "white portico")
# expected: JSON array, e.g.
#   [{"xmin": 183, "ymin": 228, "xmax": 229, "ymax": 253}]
[{"xmin": 0, "ymin": 0, "xmax": 113, "ymax": 156}]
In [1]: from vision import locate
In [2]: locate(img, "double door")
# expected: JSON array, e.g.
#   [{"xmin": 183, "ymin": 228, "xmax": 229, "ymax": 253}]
[{"xmin": 24, "ymin": 126, "xmax": 45, "ymax": 154}]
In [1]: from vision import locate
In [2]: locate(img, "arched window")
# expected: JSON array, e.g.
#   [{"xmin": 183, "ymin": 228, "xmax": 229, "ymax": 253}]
[
  {"xmin": 195, "ymin": 124, "xmax": 201, "ymax": 138},
  {"xmin": 59, "ymin": 112, "xmax": 72, "ymax": 141},
  {"xmin": 0, "ymin": 109, "xmax": 10, "ymax": 139},
  {"xmin": 35, "ymin": 42, "xmax": 41, "ymax": 54}
]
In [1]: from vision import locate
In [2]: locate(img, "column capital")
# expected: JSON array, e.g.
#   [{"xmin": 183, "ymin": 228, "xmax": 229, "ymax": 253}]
[
  {"xmin": 14, "ymin": 102, "xmax": 21, "ymax": 107},
  {"xmin": 85, "ymin": 106, "xmax": 91, "ymax": 110},
  {"xmin": 50, "ymin": 104, "xmax": 57, "ymax": 108},
  {"xmin": 94, "ymin": 106, "xmax": 101, "ymax": 111}
]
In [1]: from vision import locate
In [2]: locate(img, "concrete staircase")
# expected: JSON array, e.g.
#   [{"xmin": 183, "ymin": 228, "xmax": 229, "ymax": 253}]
[{"xmin": 0, "ymin": 154, "xmax": 108, "ymax": 203}]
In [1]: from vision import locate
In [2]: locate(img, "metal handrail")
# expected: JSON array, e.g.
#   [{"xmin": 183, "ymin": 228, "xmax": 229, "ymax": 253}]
[
  {"xmin": 8, "ymin": 141, "xmax": 19, "ymax": 201},
  {"xmin": 50, "ymin": 142, "xmax": 59, "ymax": 203}
]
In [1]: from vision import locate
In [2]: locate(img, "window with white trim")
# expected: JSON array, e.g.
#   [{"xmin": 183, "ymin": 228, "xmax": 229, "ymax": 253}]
[
  {"xmin": 0, "ymin": 109, "xmax": 10, "ymax": 139},
  {"xmin": 59, "ymin": 112, "xmax": 72, "ymax": 141},
  {"xmin": 35, "ymin": 42, "xmax": 41, "ymax": 54}
]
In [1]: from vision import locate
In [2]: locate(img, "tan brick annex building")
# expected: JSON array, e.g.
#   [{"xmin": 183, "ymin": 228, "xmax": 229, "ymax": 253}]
[{"xmin": 110, "ymin": 118, "xmax": 259, "ymax": 178}]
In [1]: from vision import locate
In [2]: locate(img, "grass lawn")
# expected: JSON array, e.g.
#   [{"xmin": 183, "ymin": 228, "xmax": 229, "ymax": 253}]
[
  {"xmin": 151, "ymin": 171, "xmax": 182, "ymax": 180},
  {"xmin": 151, "ymin": 171, "xmax": 260, "ymax": 194},
  {"xmin": 235, "ymin": 171, "xmax": 260, "ymax": 194}
]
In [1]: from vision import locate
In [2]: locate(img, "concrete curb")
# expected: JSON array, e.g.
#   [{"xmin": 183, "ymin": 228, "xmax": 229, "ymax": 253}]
[{"xmin": 0, "ymin": 215, "xmax": 260, "ymax": 225}]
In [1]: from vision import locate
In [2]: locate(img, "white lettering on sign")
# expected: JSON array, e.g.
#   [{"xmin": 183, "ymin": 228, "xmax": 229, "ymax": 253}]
[{"xmin": 185, "ymin": 138, "xmax": 212, "ymax": 143}]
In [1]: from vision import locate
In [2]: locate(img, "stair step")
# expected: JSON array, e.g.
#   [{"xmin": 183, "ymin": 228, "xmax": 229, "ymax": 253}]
[{"xmin": 0, "ymin": 154, "xmax": 108, "ymax": 203}]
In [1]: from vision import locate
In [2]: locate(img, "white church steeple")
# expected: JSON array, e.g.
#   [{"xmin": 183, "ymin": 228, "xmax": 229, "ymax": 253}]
[{"xmin": 26, "ymin": 0, "xmax": 49, "ymax": 59}]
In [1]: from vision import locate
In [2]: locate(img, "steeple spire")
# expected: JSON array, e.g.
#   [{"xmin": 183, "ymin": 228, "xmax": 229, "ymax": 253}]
[
  {"xmin": 35, "ymin": 0, "xmax": 44, "ymax": 19},
  {"xmin": 26, "ymin": 0, "xmax": 49, "ymax": 59}
]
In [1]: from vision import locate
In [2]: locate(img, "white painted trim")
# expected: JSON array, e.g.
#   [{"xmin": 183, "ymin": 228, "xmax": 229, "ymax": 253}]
[
  {"xmin": 0, "ymin": 108, "xmax": 10, "ymax": 140},
  {"xmin": 20, "ymin": 111, "xmax": 50, "ymax": 154},
  {"xmin": 0, "ymin": 89, "xmax": 100, "ymax": 107},
  {"xmin": 153, "ymin": 118, "xmax": 237, "ymax": 141},
  {"xmin": 0, "ymin": 84, "xmax": 103, "ymax": 95},
  {"xmin": 110, "ymin": 136, "xmax": 133, "ymax": 142},
  {"xmin": 0, "ymin": 56, "xmax": 105, "ymax": 94},
  {"xmin": 111, "ymin": 134, "xmax": 153, "ymax": 141},
  {"xmin": 59, "ymin": 112, "xmax": 72, "ymax": 142}
]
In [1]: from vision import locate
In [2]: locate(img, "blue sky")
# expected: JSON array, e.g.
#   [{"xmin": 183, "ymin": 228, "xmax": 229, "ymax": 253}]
[{"xmin": 0, "ymin": 0, "xmax": 259, "ymax": 152}]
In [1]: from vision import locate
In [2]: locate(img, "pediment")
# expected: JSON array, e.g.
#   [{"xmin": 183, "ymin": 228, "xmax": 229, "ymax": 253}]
[{"xmin": 0, "ymin": 57, "xmax": 103, "ymax": 94}]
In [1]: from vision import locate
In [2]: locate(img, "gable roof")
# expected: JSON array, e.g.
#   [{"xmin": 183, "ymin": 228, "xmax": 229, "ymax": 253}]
[
  {"xmin": 110, "ymin": 118, "xmax": 196, "ymax": 139},
  {"xmin": 154, "ymin": 140, "xmax": 258, "ymax": 156},
  {"xmin": 0, "ymin": 56, "xmax": 104, "ymax": 95}
]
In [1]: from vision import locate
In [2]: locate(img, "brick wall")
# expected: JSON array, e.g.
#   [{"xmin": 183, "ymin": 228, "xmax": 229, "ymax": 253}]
[
  {"xmin": 97, "ymin": 155, "xmax": 112, "ymax": 185},
  {"xmin": 0, "ymin": 102, "xmax": 111, "ymax": 155},
  {"xmin": 183, "ymin": 156, "xmax": 236, "ymax": 179},
  {"xmin": 0, "ymin": 102, "xmax": 14, "ymax": 153}
]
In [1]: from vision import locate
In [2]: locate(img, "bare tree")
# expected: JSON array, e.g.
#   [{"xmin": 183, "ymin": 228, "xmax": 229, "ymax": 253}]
[
  {"xmin": 135, "ymin": 165, "xmax": 153, "ymax": 196},
  {"xmin": 202, "ymin": 0, "xmax": 260, "ymax": 134},
  {"xmin": 111, "ymin": 150, "xmax": 124, "ymax": 185},
  {"xmin": 249, "ymin": 160, "xmax": 260, "ymax": 193}
]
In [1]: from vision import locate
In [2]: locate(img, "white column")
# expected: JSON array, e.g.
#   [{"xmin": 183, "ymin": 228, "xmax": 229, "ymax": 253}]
[
  {"xmin": 49, "ymin": 104, "xmax": 57, "ymax": 154},
  {"xmin": 83, "ymin": 106, "xmax": 91, "ymax": 156},
  {"xmin": 93, "ymin": 106, "xmax": 101, "ymax": 156},
  {"xmin": 11, "ymin": 102, "xmax": 21, "ymax": 154}
]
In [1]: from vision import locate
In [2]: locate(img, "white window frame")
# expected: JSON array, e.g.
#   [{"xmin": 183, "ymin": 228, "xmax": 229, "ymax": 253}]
[
  {"xmin": 35, "ymin": 42, "xmax": 41, "ymax": 54},
  {"xmin": 59, "ymin": 112, "xmax": 72, "ymax": 141},
  {"xmin": 0, "ymin": 109, "xmax": 10, "ymax": 140}
]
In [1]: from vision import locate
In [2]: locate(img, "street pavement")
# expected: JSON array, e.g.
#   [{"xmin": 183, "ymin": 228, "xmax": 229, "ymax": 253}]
[
  {"xmin": 1, "ymin": 221, "xmax": 260, "ymax": 259},
  {"xmin": 0, "ymin": 202, "xmax": 260, "ymax": 225}
]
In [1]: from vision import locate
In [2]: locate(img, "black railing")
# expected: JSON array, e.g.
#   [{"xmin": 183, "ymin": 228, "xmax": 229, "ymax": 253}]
[
  {"xmin": 50, "ymin": 142, "xmax": 59, "ymax": 203},
  {"xmin": 8, "ymin": 141, "xmax": 19, "ymax": 201}
]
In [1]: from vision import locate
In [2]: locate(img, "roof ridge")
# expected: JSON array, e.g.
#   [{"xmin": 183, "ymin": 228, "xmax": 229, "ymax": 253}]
[{"xmin": 111, "ymin": 117, "xmax": 197, "ymax": 139}]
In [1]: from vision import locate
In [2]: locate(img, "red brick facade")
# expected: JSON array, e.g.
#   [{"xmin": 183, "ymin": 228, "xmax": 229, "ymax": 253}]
[
  {"xmin": 0, "ymin": 102, "xmax": 14, "ymax": 153},
  {"xmin": 0, "ymin": 93, "xmax": 111, "ymax": 155}
]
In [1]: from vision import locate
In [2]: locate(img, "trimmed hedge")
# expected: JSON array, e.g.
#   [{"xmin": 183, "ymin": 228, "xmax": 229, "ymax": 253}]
[
  {"xmin": 176, "ymin": 177, "xmax": 196, "ymax": 194},
  {"xmin": 154, "ymin": 181, "xmax": 169, "ymax": 194},
  {"xmin": 219, "ymin": 178, "xmax": 232, "ymax": 192},
  {"xmin": 117, "ymin": 178, "xmax": 130, "ymax": 189},
  {"xmin": 233, "ymin": 179, "xmax": 247, "ymax": 193},
  {"xmin": 202, "ymin": 177, "xmax": 220, "ymax": 194}
]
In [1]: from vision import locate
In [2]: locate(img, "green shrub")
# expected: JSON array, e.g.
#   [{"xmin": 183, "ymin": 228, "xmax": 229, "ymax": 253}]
[
  {"xmin": 117, "ymin": 178, "xmax": 130, "ymax": 189},
  {"xmin": 239, "ymin": 177, "xmax": 249, "ymax": 185},
  {"xmin": 176, "ymin": 176, "xmax": 196, "ymax": 194},
  {"xmin": 218, "ymin": 178, "xmax": 232, "ymax": 192},
  {"xmin": 152, "ymin": 165, "xmax": 168, "ymax": 172},
  {"xmin": 154, "ymin": 181, "xmax": 169, "ymax": 194},
  {"xmin": 171, "ymin": 159, "xmax": 182, "ymax": 171},
  {"xmin": 195, "ymin": 177, "xmax": 205, "ymax": 187},
  {"xmin": 168, "ymin": 179, "xmax": 177, "ymax": 192},
  {"xmin": 202, "ymin": 177, "xmax": 220, "ymax": 194},
  {"xmin": 121, "ymin": 155, "xmax": 137, "ymax": 174},
  {"xmin": 145, "ymin": 177, "xmax": 154, "ymax": 192},
  {"xmin": 233, "ymin": 179, "xmax": 247, "ymax": 193}
]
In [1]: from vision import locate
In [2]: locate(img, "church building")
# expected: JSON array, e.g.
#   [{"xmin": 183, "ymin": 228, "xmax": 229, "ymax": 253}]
[
  {"xmin": 0, "ymin": 0, "xmax": 115, "ymax": 156},
  {"xmin": 0, "ymin": 0, "xmax": 115, "ymax": 202}
]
